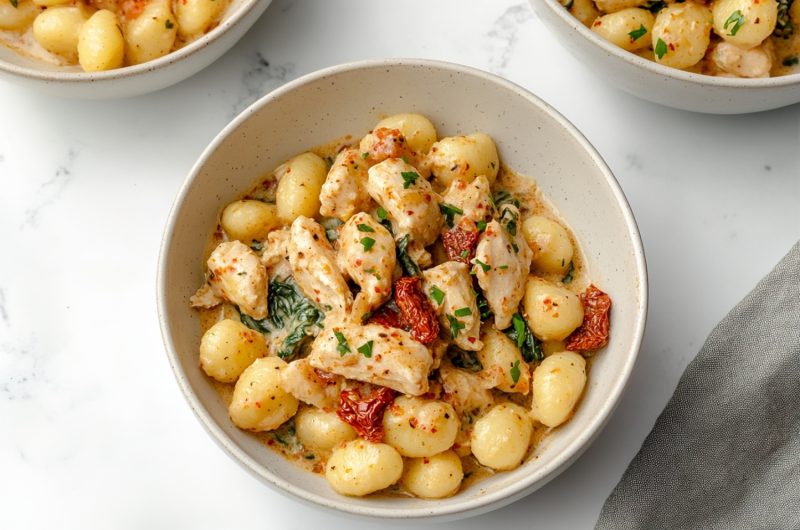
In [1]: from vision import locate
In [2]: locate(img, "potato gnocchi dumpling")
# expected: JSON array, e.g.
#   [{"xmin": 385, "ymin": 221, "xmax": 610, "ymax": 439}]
[
  {"xmin": 0, "ymin": 0, "xmax": 230, "ymax": 71},
  {"xmin": 190, "ymin": 113, "xmax": 612, "ymax": 500},
  {"xmin": 569, "ymin": 0, "xmax": 798, "ymax": 77}
]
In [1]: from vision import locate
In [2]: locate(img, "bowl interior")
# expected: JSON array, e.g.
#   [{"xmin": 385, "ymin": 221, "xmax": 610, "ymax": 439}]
[{"xmin": 159, "ymin": 60, "xmax": 647, "ymax": 519}]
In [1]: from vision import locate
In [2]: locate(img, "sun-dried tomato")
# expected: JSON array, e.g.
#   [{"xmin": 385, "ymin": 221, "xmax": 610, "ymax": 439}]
[
  {"xmin": 365, "ymin": 128, "xmax": 417, "ymax": 165},
  {"xmin": 367, "ymin": 305, "xmax": 405, "ymax": 330},
  {"xmin": 394, "ymin": 276, "xmax": 440, "ymax": 344},
  {"xmin": 442, "ymin": 221, "xmax": 480, "ymax": 264},
  {"xmin": 336, "ymin": 386, "xmax": 396, "ymax": 443},
  {"xmin": 566, "ymin": 284, "xmax": 612, "ymax": 352}
]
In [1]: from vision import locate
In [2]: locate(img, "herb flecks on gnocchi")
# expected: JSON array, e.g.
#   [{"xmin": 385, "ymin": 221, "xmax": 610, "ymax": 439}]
[
  {"xmin": 190, "ymin": 112, "xmax": 613, "ymax": 499},
  {"xmin": 0, "ymin": 0, "xmax": 230, "ymax": 72},
  {"xmin": 573, "ymin": 0, "xmax": 800, "ymax": 77}
]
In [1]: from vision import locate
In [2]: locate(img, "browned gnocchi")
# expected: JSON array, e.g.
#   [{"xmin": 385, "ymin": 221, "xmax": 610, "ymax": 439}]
[{"xmin": 190, "ymin": 112, "xmax": 613, "ymax": 499}]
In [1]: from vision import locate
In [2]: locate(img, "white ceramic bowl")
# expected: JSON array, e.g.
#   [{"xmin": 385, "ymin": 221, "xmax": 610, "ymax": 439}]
[
  {"xmin": 530, "ymin": 0, "xmax": 800, "ymax": 114},
  {"xmin": 0, "ymin": 0, "xmax": 271, "ymax": 98},
  {"xmin": 157, "ymin": 59, "xmax": 648, "ymax": 520}
]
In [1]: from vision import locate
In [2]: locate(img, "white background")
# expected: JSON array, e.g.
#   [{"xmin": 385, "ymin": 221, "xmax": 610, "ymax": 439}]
[{"xmin": 1, "ymin": 0, "xmax": 798, "ymax": 528}]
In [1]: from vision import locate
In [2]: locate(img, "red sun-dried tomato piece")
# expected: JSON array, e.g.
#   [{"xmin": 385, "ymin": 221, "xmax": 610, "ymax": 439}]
[
  {"xmin": 394, "ymin": 276, "xmax": 440, "ymax": 344},
  {"xmin": 366, "ymin": 304, "xmax": 405, "ymax": 330},
  {"xmin": 336, "ymin": 386, "xmax": 396, "ymax": 442},
  {"xmin": 442, "ymin": 221, "xmax": 480, "ymax": 264},
  {"xmin": 566, "ymin": 284, "xmax": 612, "ymax": 352}
]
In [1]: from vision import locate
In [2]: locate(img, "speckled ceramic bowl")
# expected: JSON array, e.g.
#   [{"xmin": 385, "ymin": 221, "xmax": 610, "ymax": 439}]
[
  {"xmin": 157, "ymin": 59, "xmax": 648, "ymax": 520},
  {"xmin": 0, "ymin": 0, "xmax": 271, "ymax": 98},
  {"xmin": 530, "ymin": 0, "xmax": 800, "ymax": 113}
]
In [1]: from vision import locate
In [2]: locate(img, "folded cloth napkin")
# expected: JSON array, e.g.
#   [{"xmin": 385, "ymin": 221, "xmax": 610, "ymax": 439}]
[{"xmin": 596, "ymin": 241, "xmax": 800, "ymax": 530}]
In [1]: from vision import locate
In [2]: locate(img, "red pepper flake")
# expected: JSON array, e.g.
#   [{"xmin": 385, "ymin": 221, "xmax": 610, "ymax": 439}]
[
  {"xmin": 394, "ymin": 276, "xmax": 440, "ymax": 344},
  {"xmin": 442, "ymin": 222, "xmax": 479, "ymax": 264},
  {"xmin": 566, "ymin": 284, "xmax": 612, "ymax": 352},
  {"xmin": 336, "ymin": 386, "xmax": 396, "ymax": 442}
]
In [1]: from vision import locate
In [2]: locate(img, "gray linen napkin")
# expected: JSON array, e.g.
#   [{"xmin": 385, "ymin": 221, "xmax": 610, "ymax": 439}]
[{"xmin": 596, "ymin": 241, "xmax": 800, "ymax": 530}]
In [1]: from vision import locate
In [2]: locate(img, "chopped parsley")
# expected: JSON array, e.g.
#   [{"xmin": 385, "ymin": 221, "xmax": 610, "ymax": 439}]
[
  {"xmin": 476, "ymin": 220, "xmax": 487, "ymax": 232},
  {"xmin": 357, "ymin": 340, "xmax": 374, "ymax": 358},
  {"xmin": 510, "ymin": 360, "xmax": 521, "ymax": 384},
  {"xmin": 376, "ymin": 207, "xmax": 388, "ymax": 220},
  {"xmin": 724, "ymin": 10, "xmax": 745, "ymax": 36},
  {"xmin": 473, "ymin": 258, "xmax": 491, "ymax": 273},
  {"xmin": 439, "ymin": 202, "xmax": 464, "ymax": 227},
  {"xmin": 628, "ymin": 24, "xmax": 647, "ymax": 41},
  {"xmin": 401, "ymin": 171, "xmax": 419, "ymax": 189},
  {"xmin": 562, "ymin": 261, "xmax": 575, "ymax": 284},
  {"xmin": 446, "ymin": 314, "xmax": 466, "ymax": 338},
  {"xmin": 361, "ymin": 152, "xmax": 369, "ymax": 159},
  {"xmin": 360, "ymin": 237, "xmax": 376, "ymax": 251},
  {"xmin": 475, "ymin": 290, "xmax": 491, "ymax": 320},
  {"xmin": 655, "ymin": 38, "xmax": 668, "ymax": 60},
  {"xmin": 783, "ymin": 56, "xmax": 799, "ymax": 66},
  {"xmin": 357, "ymin": 223, "xmax": 375, "ymax": 232},
  {"xmin": 165, "ymin": 19, "xmax": 174, "ymax": 29},
  {"xmin": 460, "ymin": 249, "xmax": 469, "ymax": 259},
  {"xmin": 430, "ymin": 285, "xmax": 445, "ymax": 305},
  {"xmin": 249, "ymin": 240, "xmax": 263, "ymax": 251},
  {"xmin": 335, "ymin": 331, "xmax": 351, "ymax": 356},
  {"xmin": 454, "ymin": 307, "xmax": 472, "ymax": 317}
]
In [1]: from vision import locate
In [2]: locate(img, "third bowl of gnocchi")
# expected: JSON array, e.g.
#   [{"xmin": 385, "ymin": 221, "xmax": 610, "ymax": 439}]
[
  {"xmin": 158, "ymin": 59, "xmax": 647, "ymax": 519},
  {"xmin": 530, "ymin": 0, "xmax": 800, "ymax": 112}
]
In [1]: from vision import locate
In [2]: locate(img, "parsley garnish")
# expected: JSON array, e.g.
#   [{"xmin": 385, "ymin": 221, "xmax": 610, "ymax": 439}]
[
  {"xmin": 454, "ymin": 307, "xmax": 472, "ymax": 317},
  {"xmin": 357, "ymin": 340, "xmax": 373, "ymax": 358},
  {"xmin": 335, "ymin": 331, "xmax": 351, "ymax": 356},
  {"xmin": 783, "ymin": 56, "xmax": 799, "ymax": 66},
  {"xmin": 460, "ymin": 249, "xmax": 469, "ymax": 258},
  {"xmin": 165, "ymin": 19, "xmax": 174, "ymax": 29},
  {"xmin": 510, "ymin": 360, "xmax": 521, "ymax": 384},
  {"xmin": 724, "ymin": 10, "xmax": 745, "ymax": 36},
  {"xmin": 360, "ymin": 237, "xmax": 376, "ymax": 251},
  {"xmin": 439, "ymin": 202, "xmax": 464, "ymax": 227},
  {"xmin": 446, "ymin": 314, "xmax": 466, "ymax": 338},
  {"xmin": 628, "ymin": 24, "xmax": 647, "ymax": 41},
  {"xmin": 376, "ymin": 207, "xmax": 388, "ymax": 220},
  {"xmin": 357, "ymin": 223, "xmax": 375, "ymax": 232},
  {"xmin": 655, "ymin": 38, "xmax": 668, "ymax": 59},
  {"xmin": 473, "ymin": 258, "xmax": 490, "ymax": 273},
  {"xmin": 476, "ymin": 220, "xmax": 487, "ymax": 232},
  {"xmin": 498, "ymin": 265, "xmax": 509, "ymax": 270},
  {"xmin": 430, "ymin": 285, "xmax": 445, "ymax": 305},
  {"xmin": 562, "ymin": 261, "xmax": 575, "ymax": 284},
  {"xmin": 401, "ymin": 171, "xmax": 419, "ymax": 189},
  {"xmin": 361, "ymin": 152, "xmax": 369, "ymax": 159}
]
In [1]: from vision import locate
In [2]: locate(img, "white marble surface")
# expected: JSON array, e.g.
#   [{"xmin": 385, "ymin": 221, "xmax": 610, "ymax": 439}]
[{"xmin": 1, "ymin": 0, "xmax": 798, "ymax": 528}]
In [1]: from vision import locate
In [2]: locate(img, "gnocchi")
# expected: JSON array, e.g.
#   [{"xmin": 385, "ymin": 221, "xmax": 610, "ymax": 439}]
[
  {"xmin": 0, "ymin": 0, "xmax": 228, "ymax": 71},
  {"xmin": 190, "ymin": 113, "xmax": 612, "ymax": 499},
  {"xmin": 569, "ymin": 0, "xmax": 798, "ymax": 77}
]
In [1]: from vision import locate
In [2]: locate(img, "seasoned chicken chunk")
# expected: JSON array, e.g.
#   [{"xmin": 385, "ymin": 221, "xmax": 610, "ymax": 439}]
[
  {"xmin": 421, "ymin": 262, "xmax": 482, "ymax": 351},
  {"xmin": 288, "ymin": 216, "xmax": 352, "ymax": 315},
  {"xmin": 440, "ymin": 175, "xmax": 494, "ymax": 224},
  {"xmin": 366, "ymin": 158, "xmax": 443, "ymax": 247},
  {"xmin": 307, "ymin": 323, "xmax": 433, "ymax": 396},
  {"xmin": 359, "ymin": 127, "xmax": 428, "ymax": 175},
  {"xmin": 336, "ymin": 212, "xmax": 395, "ymax": 322},
  {"xmin": 189, "ymin": 284, "xmax": 222, "ymax": 309},
  {"xmin": 438, "ymin": 360, "xmax": 495, "ymax": 415},
  {"xmin": 319, "ymin": 148, "xmax": 372, "ymax": 221},
  {"xmin": 709, "ymin": 40, "xmax": 773, "ymax": 79},
  {"xmin": 197, "ymin": 241, "xmax": 268, "ymax": 319},
  {"xmin": 261, "ymin": 227, "xmax": 291, "ymax": 280},
  {"xmin": 281, "ymin": 358, "xmax": 343, "ymax": 410},
  {"xmin": 474, "ymin": 212, "xmax": 532, "ymax": 329}
]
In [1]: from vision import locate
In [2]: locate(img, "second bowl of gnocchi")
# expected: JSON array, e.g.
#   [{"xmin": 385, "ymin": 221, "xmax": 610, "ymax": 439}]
[{"xmin": 158, "ymin": 59, "xmax": 648, "ymax": 519}]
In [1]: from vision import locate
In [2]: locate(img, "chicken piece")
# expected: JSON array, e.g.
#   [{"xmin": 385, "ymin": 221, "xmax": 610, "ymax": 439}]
[
  {"xmin": 201, "ymin": 241, "xmax": 268, "ymax": 319},
  {"xmin": 440, "ymin": 175, "xmax": 494, "ymax": 225},
  {"xmin": 710, "ymin": 40, "xmax": 773, "ymax": 79},
  {"xmin": 421, "ymin": 262, "xmax": 482, "ymax": 351},
  {"xmin": 474, "ymin": 211, "xmax": 532, "ymax": 330},
  {"xmin": 366, "ymin": 158, "xmax": 443, "ymax": 247},
  {"xmin": 189, "ymin": 284, "xmax": 222, "ymax": 309},
  {"xmin": 319, "ymin": 148, "xmax": 372, "ymax": 221},
  {"xmin": 438, "ymin": 360, "xmax": 495, "ymax": 415},
  {"xmin": 307, "ymin": 323, "xmax": 433, "ymax": 396},
  {"xmin": 358, "ymin": 127, "xmax": 428, "ymax": 175},
  {"xmin": 336, "ymin": 212, "xmax": 395, "ymax": 322},
  {"xmin": 281, "ymin": 358, "xmax": 343, "ymax": 410},
  {"xmin": 288, "ymin": 216, "xmax": 352, "ymax": 315},
  {"xmin": 261, "ymin": 227, "xmax": 292, "ymax": 280}
]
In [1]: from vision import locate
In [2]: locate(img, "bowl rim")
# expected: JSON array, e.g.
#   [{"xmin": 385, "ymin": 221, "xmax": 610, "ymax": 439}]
[
  {"xmin": 0, "ymin": 0, "xmax": 266, "ymax": 83},
  {"xmin": 535, "ymin": 0, "xmax": 800, "ymax": 88},
  {"xmin": 157, "ymin": 57, "xmax": 649, "ymax": 519}
]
